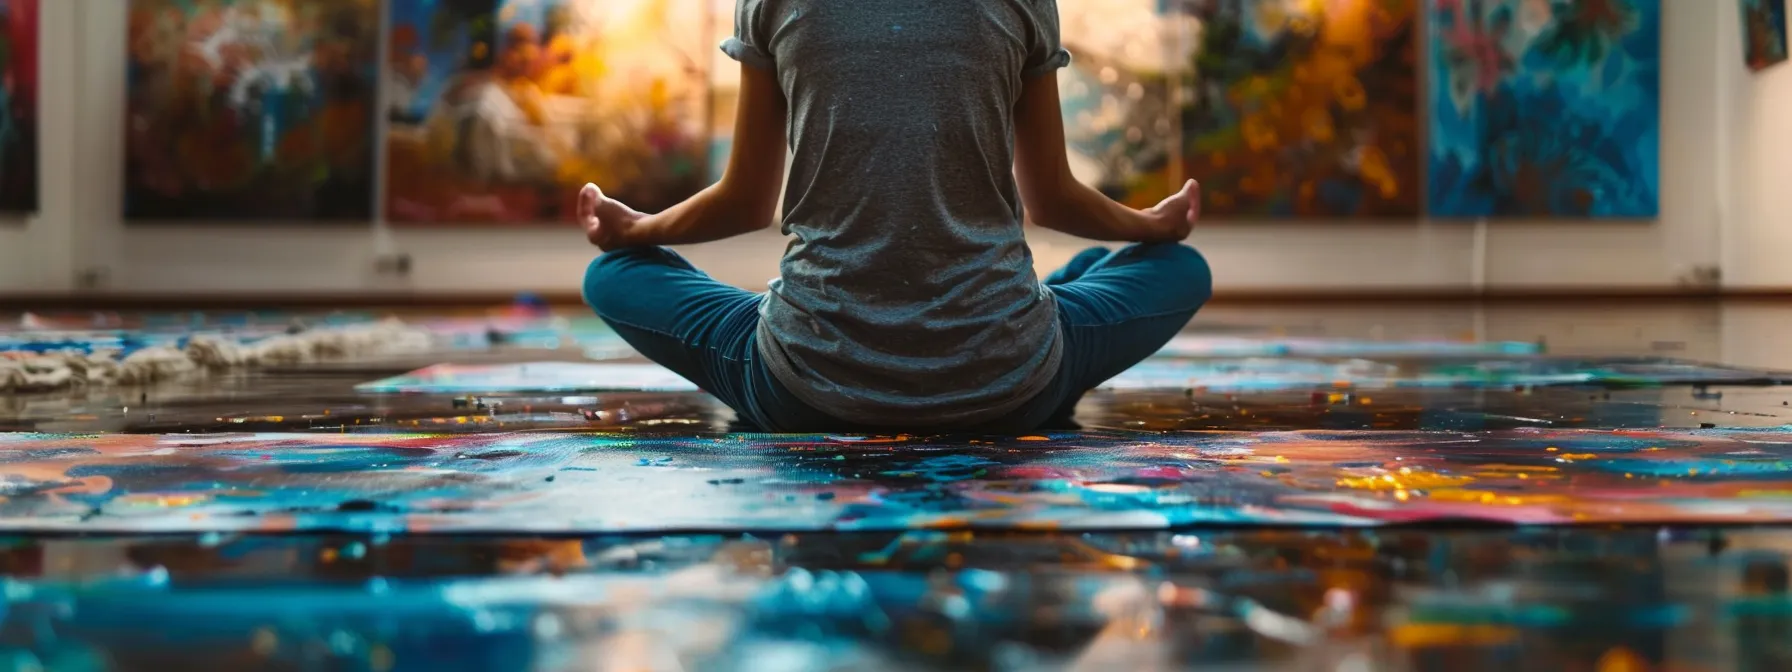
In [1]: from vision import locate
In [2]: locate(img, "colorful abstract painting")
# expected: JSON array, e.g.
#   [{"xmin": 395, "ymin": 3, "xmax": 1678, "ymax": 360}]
[
  {"xmin": 123, "ymin": 0, "xmax": 379, "ymax": 221},
  {"xmin": 0, "ymin": 0, "xmax": 36, "ymax": 213},
  {"xmin": 5, "ymin": 428, "xmax": 1792, "ymax": 533},
  {"xmin": 385, "ymin": 0, "xmax": 711, "ymax": 225},
  {"xmin": 1743, "ymin": 0, "xmax": 1790, "ymax": 71},
  {"xmin": 1175, "ymin": 0, "xmax": 1419, "ymax": 218},
  {"xmin": 1428, "ymin": 0, "xmax": 1661, "ymax": 218},
  {"xmin": 1056, "ymin": 0, "xmax": 1185, "ymax": 209}
]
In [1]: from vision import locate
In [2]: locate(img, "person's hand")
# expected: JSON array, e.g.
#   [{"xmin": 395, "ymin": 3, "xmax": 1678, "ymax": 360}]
[
  {"xmin": 578, "ymin": 183, "xmax": 643, "ymax": 251},
  {"xmin": 1139, "ymin": 179, "xmax": 1200, "ymax": 242}
]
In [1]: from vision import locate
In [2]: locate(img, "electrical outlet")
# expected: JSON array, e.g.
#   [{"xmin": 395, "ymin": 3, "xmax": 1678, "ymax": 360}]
[
  {"xmin": 75, "ymin": 267, "xmax": 110, "ymax": 290},
  {"xmin": 1678, "ymin": 265, "xmax": 1721, "ymax": 289},
  {"xmin": 374, "ymin": 253, "xmax": 413, "ymax": 277}
]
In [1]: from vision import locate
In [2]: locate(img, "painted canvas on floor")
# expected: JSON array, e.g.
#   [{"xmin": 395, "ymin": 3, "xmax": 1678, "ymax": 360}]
[
  {"xmin": 385, "ymin": 0, "xmax": 711, "ymax": 225},
  {"xmin": 1101, "ymin": 356, "xmax": 1791, "ymax": 391},
  {"xmin": 1428, "ymin": 0, "xmax": 1661, "ymax": 218},
  {"xmin": 1174, "ymin": 0, "xmax": 1418, "ymax": 218},
  {"xmin": 1056, "ymin": 0, "xmax": 1185, "ymax": 209},
  {"xmin": 359, "ymin": 355, "xmax": 1790, "ymax": 396},
  {"xmin": 123, "ymin": 0, "xmax": 379, "ymax": 221},
  {"xmin": 4, "ymin": 428, "xmax": 1792, "ymax": 533},
  {"xmin": 1743, "ymin": 0, "xmax": 1790, "ymax": 71},
  {"xmin": 0, "ymin": 0, "xmax": 36, "ymax": 213}
]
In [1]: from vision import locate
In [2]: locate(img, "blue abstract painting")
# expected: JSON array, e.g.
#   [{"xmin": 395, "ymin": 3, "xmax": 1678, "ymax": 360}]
[
  {"xmin": 1743, "ymin": 0, "xmax": 1790, "ymax": 71},
  {"xmin": 1427, "ymin": 0, "xmax": 1661, "ymax": 218}
]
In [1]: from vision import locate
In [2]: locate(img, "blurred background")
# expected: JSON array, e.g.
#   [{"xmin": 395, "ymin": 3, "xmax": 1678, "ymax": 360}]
[{"xmin": 0, "ymin": 0, "xmax": 1784, "ymax": 307}]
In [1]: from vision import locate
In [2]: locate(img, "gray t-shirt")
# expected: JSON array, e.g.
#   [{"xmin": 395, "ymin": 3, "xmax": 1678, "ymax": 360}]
[{"xmin": 722, "ymin": 0, "xmax": 1069, "ymax": 428}]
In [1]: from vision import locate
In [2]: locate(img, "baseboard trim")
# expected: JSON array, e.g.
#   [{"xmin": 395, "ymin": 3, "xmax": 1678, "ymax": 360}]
[
  {"xmin": 1210, "ymin": 287, "xmax": 1730, "ymax": 304},
  {"xmin": 0, "ymin": 286, "xmax": 1770, "ymax": 311}
]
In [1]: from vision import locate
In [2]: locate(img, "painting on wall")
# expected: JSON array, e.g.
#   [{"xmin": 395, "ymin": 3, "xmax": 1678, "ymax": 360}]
[
  {"xmin": 1428, "ymin": 0, "xmax": 1661, "ymax": 219},
  {"xmin": 123, "ymin": 0, "xmax": 379, "ymax": 221},
  {"xmin": 0, "ymin": 0, "xmax": 36, "ymax": 213},
  {"xmin": 1174, "ymin": 0, "xmax": 1419, "ymax": 218},
  {"xmin": 1743, "ymin": 0, "xmax": 1789, "ymax": 72},
  {"xmin": 1056, "ymin": 0, "xmax": 1185, "ymax": 209},
  {"xmin": 385, "ymin": 0, "xmax": 711, "ymax": 225}
]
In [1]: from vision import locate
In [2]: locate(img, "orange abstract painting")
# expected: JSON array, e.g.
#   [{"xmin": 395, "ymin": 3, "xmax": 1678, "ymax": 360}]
[
  {"xmin": 386, "ymin": 0, "xmax": 711, "ymax": 225},
  {"xmin": 1177, "ymin": 0, "xmax": 1419, "ymax": 218}
]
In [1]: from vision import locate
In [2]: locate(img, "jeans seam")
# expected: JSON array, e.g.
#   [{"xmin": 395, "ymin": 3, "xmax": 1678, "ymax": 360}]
[
  {"xmin": 1060, "ymin": 307, "xmax": 1200, "ymax": 330},
  {"xmin": 1049, "ymin": 283, "xmax": 1206, "ymax": 329},
  {"xmin": 600, "ymin": 313, "xmax": 752, "ymax": 364},
  {"xmin": 598, "ymin": 314, "xmax": 685, "ymax": 345}
]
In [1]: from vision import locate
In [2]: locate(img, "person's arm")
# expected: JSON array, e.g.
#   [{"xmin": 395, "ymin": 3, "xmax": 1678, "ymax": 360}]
[
  {"xmin": 580, "ymin": 64, "xmax": 787, "ymax": 250},
  {"xmin": 1012, "ymin": 73, "xmax": 1198, "ymax": 242}
]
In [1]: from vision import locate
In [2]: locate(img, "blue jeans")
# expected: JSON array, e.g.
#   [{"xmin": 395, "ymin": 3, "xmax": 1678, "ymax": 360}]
[{"xmin": 583, "ymin": 243, "xmax": 1212, "ymax": 432}]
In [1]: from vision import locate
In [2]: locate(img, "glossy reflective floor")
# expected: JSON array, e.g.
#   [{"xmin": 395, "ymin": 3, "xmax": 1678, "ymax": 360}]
[
  {"xmin": 1, "ymin": 527, "xmax": 1788, "ymax": 672},
  {"xmin": 4, "ymin": 303, "xmax": 1792, "ymax": 670}
]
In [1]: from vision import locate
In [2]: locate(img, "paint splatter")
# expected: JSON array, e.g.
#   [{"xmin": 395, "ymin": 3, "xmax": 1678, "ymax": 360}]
[{"xmin": 2, "ymin": 428, "xmax": 1792, "ymax": 533}]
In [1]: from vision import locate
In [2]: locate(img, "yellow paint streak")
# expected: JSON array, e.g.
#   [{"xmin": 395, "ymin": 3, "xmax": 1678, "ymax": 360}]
[
  {"xmin": 1596, "ymin": 646, "xmax": 1652, "ymax": 672},
  {"xmin": 1473, "ymin": 464, "xmax": 1562, "ymax": 474},
  {"xmin": 1389, "ymin": 623, "xmax": 1518, "ymax": 648},
  {"xmin": 1427, "ymin": 489, "xmax": 1569, "ymax": 507},
  {"xmin": 114, "ymin": 493, "xmax": 209, "ymax": 508},
  {"xmin": 1336, "ymin": 471, "xmax": 1474, "ymax": 491}
]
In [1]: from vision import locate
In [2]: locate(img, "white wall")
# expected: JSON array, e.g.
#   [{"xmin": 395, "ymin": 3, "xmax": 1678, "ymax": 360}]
[
  {"xmin": 1723, "ymin": 1, "xmax": 1792, "ymax": 288},
  {"xmin": 0, "ymin": 0, "xmax": 1763, "ymax": 297}
]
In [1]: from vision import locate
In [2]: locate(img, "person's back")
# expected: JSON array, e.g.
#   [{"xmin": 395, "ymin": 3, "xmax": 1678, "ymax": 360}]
[
  {"xmin": 736, "ymin": 0, "xmax": 1064, "ymax": 427},
  {"xmin": 576, "ymin": 0, "xmax": 1210, "ymax": 434}
]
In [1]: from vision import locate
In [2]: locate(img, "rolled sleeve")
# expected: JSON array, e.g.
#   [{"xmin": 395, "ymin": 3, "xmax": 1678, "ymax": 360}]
[
  {"xmin": 721, "ymin": 37, "xmax": 775, "ymax": 71},
  {"xmin": 724, "ymin": 0, "xmax": 775, "ymax": 71},
  {"xmin": 1022, "ymin": 48, "xmax": 1071, "ymax": 79},
  {"xmin": 1022, "ymin": 0, "xmax": 1072, "ymax": 79}
]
